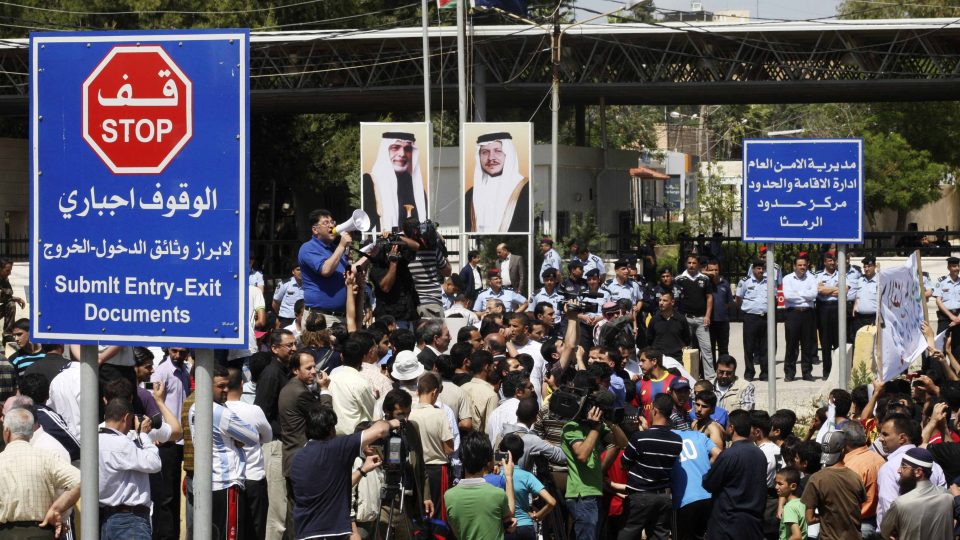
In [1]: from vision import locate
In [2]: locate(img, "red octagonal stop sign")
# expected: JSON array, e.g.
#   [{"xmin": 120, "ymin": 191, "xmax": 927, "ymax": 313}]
[{"xmin": 82, "ymin": 45, "xmax": 192, "ymax": 174}]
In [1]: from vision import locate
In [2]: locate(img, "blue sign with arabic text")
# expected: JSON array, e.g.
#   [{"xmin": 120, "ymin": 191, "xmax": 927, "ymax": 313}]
[
  {"xmin": 742, "ymin": 139, "xmax": 863, "ymax": 244},
  {"xmin": 30, "ymin": 30, "xmax": 249, "ymax": 347}
]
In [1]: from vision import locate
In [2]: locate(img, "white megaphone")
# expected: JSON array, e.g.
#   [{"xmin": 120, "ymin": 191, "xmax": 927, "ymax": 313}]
[{"xmin": 333, "ymin": 209, "xmax": 371, "ymax": 235}]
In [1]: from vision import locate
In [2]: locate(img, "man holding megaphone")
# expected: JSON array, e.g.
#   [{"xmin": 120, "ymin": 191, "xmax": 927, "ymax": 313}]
[{"xmin": 299, "ymin": 209, "xmax": 359, "ymax": 328}]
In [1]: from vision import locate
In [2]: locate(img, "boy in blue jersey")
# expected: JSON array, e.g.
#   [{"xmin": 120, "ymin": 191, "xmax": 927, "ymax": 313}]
[
  {"xmin": 671, "ymin": 428, "xmax": 721, "ymax": 540},
  {"xmin": 497, "ymin": 433, "xmax": 557, "ymax": 540}
]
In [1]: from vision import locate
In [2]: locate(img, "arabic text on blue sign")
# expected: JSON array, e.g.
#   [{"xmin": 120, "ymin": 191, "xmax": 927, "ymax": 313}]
[
  {"xmin": 742, "ymin": 139, "xmax": 863, "ymax": 244},
  {"xmin": 30, "ymin": 30, "xmax": 250, "ymax": 347}
]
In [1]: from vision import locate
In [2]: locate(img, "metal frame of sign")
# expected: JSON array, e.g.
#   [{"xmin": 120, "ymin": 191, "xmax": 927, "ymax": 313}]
[
  {"xmin": 30, "ymin": 30, "xmax": 249, "ymax": 346},
  {"xmin": 742, "ymin": 138, "xmax": 863, "ymax": 244}
]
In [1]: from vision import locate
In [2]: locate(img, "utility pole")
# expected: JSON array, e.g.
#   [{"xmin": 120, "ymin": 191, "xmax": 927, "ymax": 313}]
[{"xmin": 549, "ymin": 12, "xmax": 560, "ymax": 236}]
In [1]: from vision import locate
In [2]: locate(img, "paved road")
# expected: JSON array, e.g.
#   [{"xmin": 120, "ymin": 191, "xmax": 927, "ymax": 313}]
[{"xmin": 714, "ymin": 321, "xmax": 850, "ymax": 418}]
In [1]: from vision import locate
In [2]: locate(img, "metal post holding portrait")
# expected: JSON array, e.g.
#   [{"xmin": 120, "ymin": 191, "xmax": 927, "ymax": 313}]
[
  {"xmin": 462, "ymin": 122, "xmax": 533, "ymax": 233},
  {"xmin": 360, "ymin": 122, "xmax": 430, "ymax": 233}
]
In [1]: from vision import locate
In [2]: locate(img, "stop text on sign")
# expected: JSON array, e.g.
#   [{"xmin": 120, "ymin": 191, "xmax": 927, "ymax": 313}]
[{"xmin": 82, "ymin": 45, "xmax": 193, "ymax": 175}]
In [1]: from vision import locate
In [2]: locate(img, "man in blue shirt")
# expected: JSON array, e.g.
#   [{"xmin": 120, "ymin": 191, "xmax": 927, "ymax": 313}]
[
  {"xmin": 735, "ymin": 260, "xmax": 772, "ymax": 381},
  {"xmin": 782, "ymin": 255, "xmax": 819, "ymax": 382},
  {"xmin": 529, "ymin": 268, "xmax": 563, "ymax": 324},
  {"xmin": 474, "ymin": 269, "xmax": 527, "ymax": 313},
  {"xmin": 272, "ymin": 264, "xmax": 304, "ymax": 327},
  {"xmin": 298, "ymin": 209, "xmax": 351, "ymax": 327},
  {"xmin": 539, "ymin": 237, "xmax": 562, "ymax": 285},
  {"xmin": 671, "ymin": 428, "xmax": 720, "ymax": 540},
  {"xmin": 291, "ymin": 403, "xmax": 399, "ymax": 540},
  {"xmin": 851, "ymin": 255, "xmax": 878, "ymax": 344}
]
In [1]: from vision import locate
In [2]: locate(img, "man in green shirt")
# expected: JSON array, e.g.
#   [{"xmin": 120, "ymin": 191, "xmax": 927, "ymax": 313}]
[
  {"xmin": 560, "ymin": 372, "xmax": 628, "ymax": 539},
  {"xmin": 444, "ymin": 431, "xmax": 516, "ymax": 540}
]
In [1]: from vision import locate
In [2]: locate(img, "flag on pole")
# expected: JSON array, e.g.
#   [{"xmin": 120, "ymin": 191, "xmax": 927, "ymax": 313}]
[
  {"xmin": 877, "ymin": 252, "xmax": 927, "ymax": 381},
  {"xmin": 473, "ymin": 0, "xmax": 528, "ymax": 16},
  {"xmin": 438, "ymin": 0, "xmax": 456, "ymax": 9}
]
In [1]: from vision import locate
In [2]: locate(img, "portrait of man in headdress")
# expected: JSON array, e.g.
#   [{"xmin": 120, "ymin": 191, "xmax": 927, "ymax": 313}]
[
  {"xmin": 464, "ymin": 129, "xmax": 530, "ymax": 233},
  {"xmin": 361, "ymin": 126, "xmax": 428, "ymax": 233}
]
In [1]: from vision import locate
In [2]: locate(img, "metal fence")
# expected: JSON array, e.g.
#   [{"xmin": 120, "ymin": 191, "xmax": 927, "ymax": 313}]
[
  {"xmin": 0, "ymin": 237, "xmax": 27, "ymax": 261},
  {"xmin": 596, "ymin": 230, "xmax": 959, "ymax": 278}
]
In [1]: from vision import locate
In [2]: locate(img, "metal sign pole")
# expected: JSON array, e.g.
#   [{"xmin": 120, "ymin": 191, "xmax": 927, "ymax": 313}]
[
  {"xmin": 193, "ymin": 349, "xmax": 214, "ymax": 540},
  {"xmin": 838, "ymin": 244, "xmax": 848, "ymax": 390},
  {"xmin": 766, "ymin": 244, "xmax": 776, "ymax": 412},
  {"xmin": 80, "ymin": 345, "xmax": 99, "ymax": 540}
]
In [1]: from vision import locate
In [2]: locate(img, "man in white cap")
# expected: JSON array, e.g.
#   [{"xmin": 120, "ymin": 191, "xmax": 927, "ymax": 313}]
[
  {"xmin": 362, "ymin": 131, "xmax": 427, "ymax": 232},
  {"xmin": 465, "ymin": 132, "xmax": 530, "ymax": 233},
  {"xmin": 880, "ymin": 447, "xmax": 953, "ymax": 539},
  {"xmin": 390, "ymin": 350, "xmax": 425, "ymax": 400}
]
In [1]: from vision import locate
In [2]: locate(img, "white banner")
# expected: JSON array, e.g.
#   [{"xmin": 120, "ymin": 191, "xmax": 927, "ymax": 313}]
[{"xmin": 878, "ymin": 253, "xmax": 926, "ymax": 381}]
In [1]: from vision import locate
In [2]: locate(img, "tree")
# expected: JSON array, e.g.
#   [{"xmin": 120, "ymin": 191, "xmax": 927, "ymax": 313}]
[
  {"xmin": 863, "ymin": 131, "xmax": 947, "ymax": 231},
  {"xmin": 560, "ymin": 211, "xmax": 606, "ymax": 258},
  {"xmin": 692, "ymin": 163, "xmax": 737, "ymax": 235},
  {"xmin": 838, "ymin": 0, "xmax": 958, "ymax": 19}
]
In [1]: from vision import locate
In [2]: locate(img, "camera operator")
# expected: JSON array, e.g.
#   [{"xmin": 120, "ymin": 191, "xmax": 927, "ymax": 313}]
[
  {"xmin": 560, "ymin": 372, "xmax": 628, "ymax": 539},
  {"xmin": 289, "ymin": 402, "xmax": 400, "ymax": 540},
  {"xmin": 379, "ymin": 389, "xmax": 435, "ymax": 538},
  {"xmin": 368, "ymin": 228, "xmax": 421, "ymax": 327},
  {"xmin": 404, "ymin": 217, "xmax": 452, "ymax": 319},
  {"xmin": 571, "ymin": 269, "xmax": 610, "ymax": 350}
]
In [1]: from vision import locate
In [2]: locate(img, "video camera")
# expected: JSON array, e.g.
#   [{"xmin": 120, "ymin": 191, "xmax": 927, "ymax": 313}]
[
  {"xmin": 378, "ymin": 422, "xmax": 408, "ymax": 486},
  {"xmin": 549, "ymin": 386, "xmax": 624, "ymax": 424},
  {"xmin": 374, "ymin": 228, "xmax": 407, "ymax": 252},
  {"xmin": 559, "ymin": 282, "xmax": 605, "ymax": 314},
  {"xmin": 417, "ymin": 219, "xmax": 446, "ymax": 256}
]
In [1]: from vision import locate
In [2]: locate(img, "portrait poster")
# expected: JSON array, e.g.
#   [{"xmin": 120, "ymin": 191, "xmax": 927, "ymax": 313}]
[
  {"xmin": 462, "ymin": 122, "xmax": 533, "ymax": 234},
  {"xmin": 360, "ymin": 122, "xmax": 430, "ymax": 233}
]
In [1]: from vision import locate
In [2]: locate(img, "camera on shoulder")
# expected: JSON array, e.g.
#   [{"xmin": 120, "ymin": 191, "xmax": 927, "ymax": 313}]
[{"xmin": 549, "ymin": 386, "xmax": 624, "ymax": 424}]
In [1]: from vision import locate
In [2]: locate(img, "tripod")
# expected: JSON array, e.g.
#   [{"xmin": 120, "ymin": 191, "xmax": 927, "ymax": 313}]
[{"xmin": 373, "ymin": 479, "xmax": 411, "ymax": 540}]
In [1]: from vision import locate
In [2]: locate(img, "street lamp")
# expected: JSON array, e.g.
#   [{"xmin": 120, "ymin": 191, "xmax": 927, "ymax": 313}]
[
  {"xmin": 766, "ymin": 128, "xmax": 806, "ymax": 137},
  {"xmin": 668, "ymin": 111, "xmax": 697, "ymax": 152}
]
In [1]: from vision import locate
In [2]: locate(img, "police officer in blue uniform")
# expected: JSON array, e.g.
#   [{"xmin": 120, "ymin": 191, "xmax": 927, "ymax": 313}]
[
  {"xmin": 538, "ymin": 237, "xmax": 562, "ymax": 285},
  {"xmin": 815, "ymin": 251, "xmax": 844, "ymax": 379},
  {"xmin": 736, "ymin": 260, "xmax": 772, "ymax": 381},
  {"xmin": 576, "ymin": 268, "xmax": 609, "ymax": 348},
  {"xmin": 602, "ymin": 259, "xmax": 644, "ymax": 311},
  {"xmin": 935, "ymin": 256, "xmax": 960, "ymax": 360},
  {"xmin": 645, "ymin": 267, "xmax": 682, "ymax": 320},
  {"xmin": 850, "ymin": 255, "xmax": 878, "ymax": 341},
  {"xmin": 783, "ymin": 254, "xmax": 819, "ymax": 381},
  {"xmin": 571, "ymin": 244, "xmax": 606, "ymax": 282},
  {"xmin": 529, "ymin": 267, "xmax": 563, "ymax": 324},
  {"xmin": 473, "ymin": 268, "xmax": 527, "ymax": 313}
]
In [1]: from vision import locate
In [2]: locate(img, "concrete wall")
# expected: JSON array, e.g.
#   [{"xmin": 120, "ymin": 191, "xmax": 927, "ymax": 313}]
[
  {"xmin": 867, "ymin": 185, "xmax": 960, "ymax": 232},
  {"xmin": 432, "ymin": 143, "xmax": 642, "ymax": 234}
]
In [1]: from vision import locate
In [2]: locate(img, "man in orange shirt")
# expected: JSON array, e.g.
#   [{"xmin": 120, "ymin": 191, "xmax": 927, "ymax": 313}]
[{"xmin": 839, "ymin": 421, "xmax": 885, "ymax": 537}]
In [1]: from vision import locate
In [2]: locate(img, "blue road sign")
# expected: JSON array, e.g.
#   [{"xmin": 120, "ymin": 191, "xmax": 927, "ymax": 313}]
[
  {"xmin": 742, "ymin": 139, "xmax": 863, "ymax": 244},
  {"xmin": 30, "ymin": 30, "xmax": 249, "ymax": 347}
]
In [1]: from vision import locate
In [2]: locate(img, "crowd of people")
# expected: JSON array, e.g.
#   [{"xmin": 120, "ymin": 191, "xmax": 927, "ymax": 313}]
[{"xmin": 0, "ymin": 213, "xmax": 959, "ymax": 540}]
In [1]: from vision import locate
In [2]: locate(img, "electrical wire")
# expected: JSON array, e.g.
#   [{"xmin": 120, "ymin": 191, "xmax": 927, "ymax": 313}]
[
  {"xmin": 254, "ymin": 3, "xmax": 420, "ymax": 31},
  {"xmin": 0, "ymin": 0, "xmax": 330, "ymax": 16}
]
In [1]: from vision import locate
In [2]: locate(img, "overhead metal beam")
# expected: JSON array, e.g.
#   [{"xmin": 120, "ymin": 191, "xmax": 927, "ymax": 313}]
[{"xmin": 6, "ymin": 19, "xmax": 960, "ymax": 114}]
